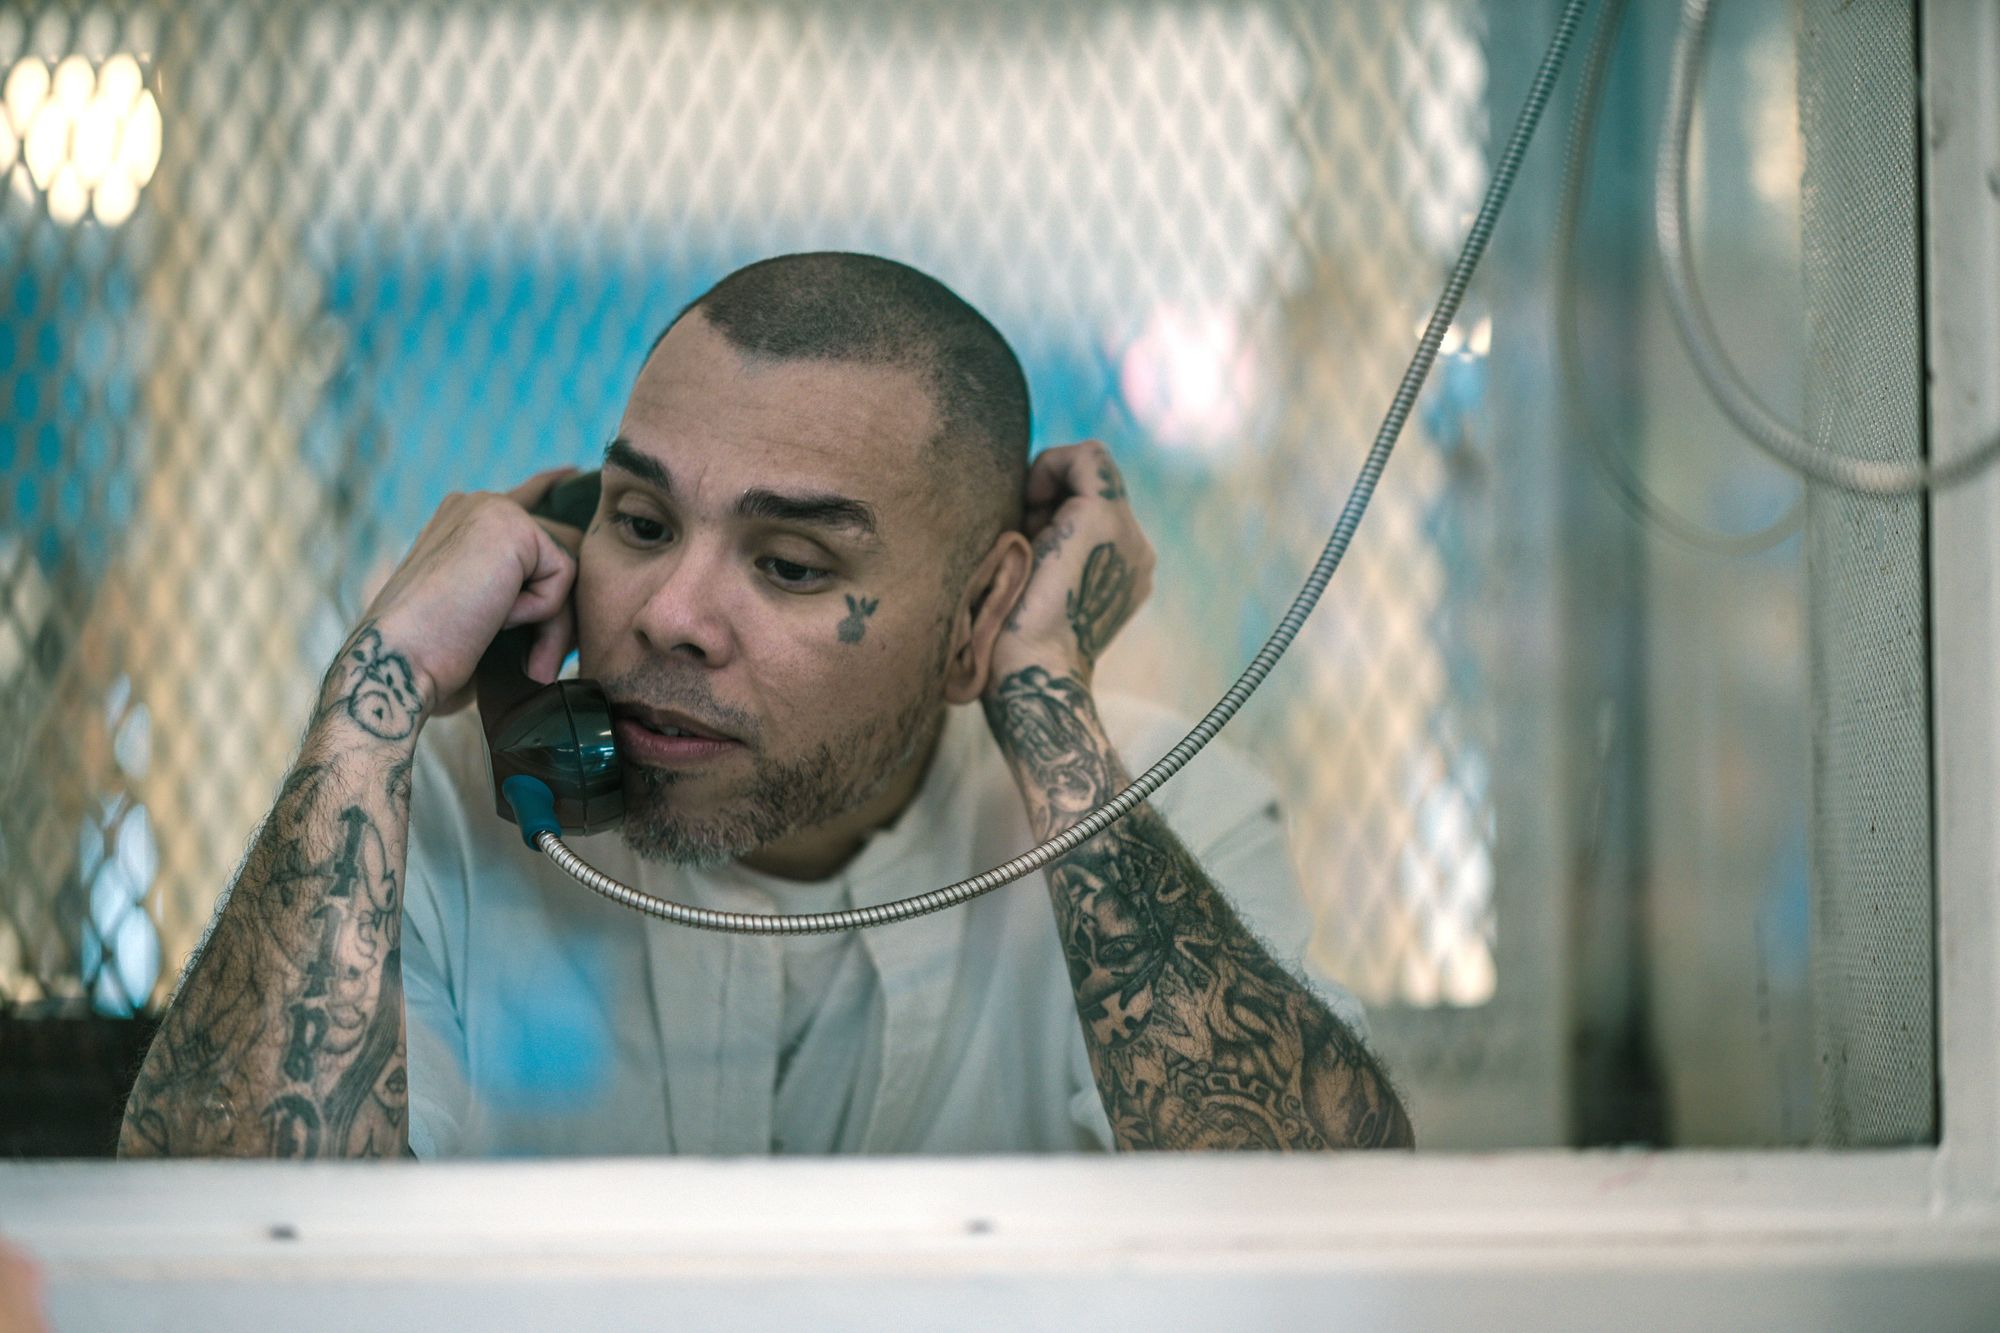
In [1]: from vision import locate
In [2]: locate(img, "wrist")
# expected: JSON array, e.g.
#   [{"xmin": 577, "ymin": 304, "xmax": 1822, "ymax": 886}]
[
  {"xmin": 986, "ymin": 646, "xmax": 1092, "ymax": 698},
  {"xmin": 981, "ymin": 666, "xmax": 1122, "ymax": 835},
  {"xmin": 317, "ymin": 621, "xmax": 431, "ymax": 747}
]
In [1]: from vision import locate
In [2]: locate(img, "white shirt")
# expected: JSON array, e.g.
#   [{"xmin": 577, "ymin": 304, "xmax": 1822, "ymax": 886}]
[{"xmin": 402, "ymin": 695, "xmax": 1366, "ymax": 1157}]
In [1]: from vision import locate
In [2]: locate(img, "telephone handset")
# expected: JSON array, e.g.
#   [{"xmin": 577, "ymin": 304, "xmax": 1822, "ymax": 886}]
[
  {"xmin": 451, "ymin": 6, "xmax": 1558, "ymax": 929},
  {"xmin": 475, "ymin": 469, "xmax": 624, "ymax": 842}
]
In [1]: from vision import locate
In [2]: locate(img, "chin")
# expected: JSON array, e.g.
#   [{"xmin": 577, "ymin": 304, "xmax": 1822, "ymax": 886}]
[
  {"xmin": 616, "ymin": 803, "xmax": 760, "ymax": 867},
  {"xmin": 616, "ymin": 773, "xmax": 784, "ymax": 868},
  {"xmin": 618, "ymin": 826, "xmax": 743, "ymax": 870}
]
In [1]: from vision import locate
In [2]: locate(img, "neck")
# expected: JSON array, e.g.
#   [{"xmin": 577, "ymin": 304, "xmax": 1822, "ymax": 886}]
[{"xmin": 737, "ymin": 716, "xmax": 946, "ymax": 882}]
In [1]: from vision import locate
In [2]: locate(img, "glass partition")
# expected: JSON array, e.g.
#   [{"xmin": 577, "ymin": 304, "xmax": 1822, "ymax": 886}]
[{"xmin": 0, "ymin": 0, "xmax": 1932, "ymax": 1154}]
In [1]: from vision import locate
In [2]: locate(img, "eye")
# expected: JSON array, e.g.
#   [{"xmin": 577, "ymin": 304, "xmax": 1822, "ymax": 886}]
[
  {"xmin": 758, "ymin": 555, "xmax": 833, "ymax": 590},
  {"xmin": 1097, "ymin": 937, "xmax": 1143, "ymax": 966},
  {"xmin": 610, "ymin": 512, "xmax": 669, "ymax": 546}
]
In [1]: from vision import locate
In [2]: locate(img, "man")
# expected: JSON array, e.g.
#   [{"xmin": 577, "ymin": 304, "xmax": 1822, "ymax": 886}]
[{"xmin": 120, "ymin": 253, "xmax": 1411, "ymax": 1157}]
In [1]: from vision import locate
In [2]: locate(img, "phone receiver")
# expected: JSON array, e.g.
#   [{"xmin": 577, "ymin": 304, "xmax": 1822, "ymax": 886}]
[{"xmin": 476, "ymin": 469, "xmax": 624, "ymax": 841}]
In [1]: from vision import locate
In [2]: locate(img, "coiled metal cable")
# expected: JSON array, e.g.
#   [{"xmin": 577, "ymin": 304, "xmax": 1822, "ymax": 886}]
[
  {"xmin": 536, "ymin": 0, "xmax": 1595, "ymax": 934},
  {"xmin": 1657, "ymin": 0, "xmax": 2000, "ymax": 496},
  {"xmin": 1557, "ymin": 0, "xmax": 1803, "ymax": 554}
]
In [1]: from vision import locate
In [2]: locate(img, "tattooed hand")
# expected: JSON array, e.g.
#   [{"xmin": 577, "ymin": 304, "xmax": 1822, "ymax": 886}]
[
  {"xmin": 359, "ymin": 467, "xmax": 584, "ymax": 716},
  {"xmin": 990, "ymin": 440, "xmax": 1155, "ymax": 689}
]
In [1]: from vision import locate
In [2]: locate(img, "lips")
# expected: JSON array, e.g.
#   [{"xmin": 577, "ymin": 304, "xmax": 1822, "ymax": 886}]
[
  {"xmin": 613, "ymin": 703, "xmax": 736, "ymax": 743},
  {"xmin": 610, "ymin": 702, "xmax": 744, "ymax": 768}
]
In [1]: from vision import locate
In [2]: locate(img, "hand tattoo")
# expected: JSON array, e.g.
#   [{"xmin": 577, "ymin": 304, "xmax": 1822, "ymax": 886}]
[
  {"xmin": 1003, "ymin": 520, "xmax": 1080, "ymax": 635},
  {"xmin": 1098, "ymin": 464, "xmax": 1127, "ymax": 501},
  {"xmin": 837, "ymin": 594, "xmax": 879, "ymax": 644},
  {"xmin": 1032, "ymin": 516, "xmax": 1076, "ymax": 563},
  {"xmin": 1064, "ymin": 543, "xmax": 1135, "ymax": 666},
  {"xmin": 985, "ymin": 667, "xmax": 1412, "ymax": 1151}
]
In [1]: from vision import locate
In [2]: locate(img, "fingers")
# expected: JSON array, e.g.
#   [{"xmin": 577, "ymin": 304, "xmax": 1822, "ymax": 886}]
[
  {"xmin": 537, "ymin": 518, "xmax": 585, "ymax": 560},
  {"xmin": 1023, "ymin": 441, "xmax": 1125, "ymax": 511},
  {"xmin": 504, "ymin": 466, "xmax": 581, "ymax": 508},
  {"xmin": 524, "ymin": 604, "xmax": 576, "ymax": 686},
  {"xmin": 358, "ymin": 483, "xmax": 587, "ymax": 711},
  {"xmin": 502, "ymin": 520, "xmax": 576, "ymax": 629},
  {"xmin": 1021, "ymin": 445, "xmax": 1081, "ymax": 508},
  {"xmin": 1019, "ymin": 497, "xmax": 1061, "ymax": 545},
  {"xmin": 516, "ymin": 472, "xmax": 586, "ymax": 566},
  {"xmin": 511, "ymin": 521, "xmax": 577, "ymax": 683}
]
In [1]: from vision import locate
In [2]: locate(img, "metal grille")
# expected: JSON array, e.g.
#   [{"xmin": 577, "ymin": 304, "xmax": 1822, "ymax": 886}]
[
  {"xmin": 1797, "ymin": 0, "xmax": 1935, "ymax": 1146},
  {"xmin": 0, "ymin": 0, "xmax": 1496, "ymax": 1015}
]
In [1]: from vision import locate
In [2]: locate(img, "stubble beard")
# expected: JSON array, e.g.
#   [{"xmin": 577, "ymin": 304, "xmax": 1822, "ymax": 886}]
[{"xmin": 612, "ymin": 660, "xmax": 949, "ymax": 871}]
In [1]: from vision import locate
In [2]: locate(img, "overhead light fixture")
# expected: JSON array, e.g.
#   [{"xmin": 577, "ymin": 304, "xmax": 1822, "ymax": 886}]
[{"xmin": 3, "ymin": 52, "xmax": 162, "ymax": 226}]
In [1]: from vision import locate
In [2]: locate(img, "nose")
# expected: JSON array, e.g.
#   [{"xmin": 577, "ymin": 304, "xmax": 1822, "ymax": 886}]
[{"xmin": 630, "ymin": 540, "xmax": 737, "ymax": 668}]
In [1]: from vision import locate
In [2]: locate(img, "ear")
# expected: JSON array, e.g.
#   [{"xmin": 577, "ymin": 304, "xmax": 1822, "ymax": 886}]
[{"xmin": 942, "ymin": 530, "xmax": 1034, "ymax": 704}]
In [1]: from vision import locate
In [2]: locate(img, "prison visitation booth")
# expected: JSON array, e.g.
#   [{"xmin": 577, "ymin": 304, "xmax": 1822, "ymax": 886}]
[{"xmin": 3, "ymin": 0, "xmax": 1999, "ymax": 1327}]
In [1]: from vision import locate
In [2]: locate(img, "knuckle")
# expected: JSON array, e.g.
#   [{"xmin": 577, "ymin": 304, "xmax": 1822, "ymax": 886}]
[{"xmin": 472, "ymin": 492, "xmax": 524, "ymax": 527}]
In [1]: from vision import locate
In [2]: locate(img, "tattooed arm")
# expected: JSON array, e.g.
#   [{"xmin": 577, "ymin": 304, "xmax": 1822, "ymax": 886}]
[
  {"xmin": 983, "ymin": 441, "xmax": 1411, "ymax": 1150},
  {"xmin": 985, "ymin": 668, "xmax": 1411, "ymax": 1149},
  {"xmin": 119, "ymin": 628, "xmax": 423, "ymax": 1157},
  {"xmin": 120, "ymin": 472, "xmax": 583, "ymax": 1158}
]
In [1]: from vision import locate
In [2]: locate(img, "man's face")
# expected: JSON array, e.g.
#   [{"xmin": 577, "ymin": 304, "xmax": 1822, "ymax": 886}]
[{"xmin": 575, "ymin": 312, "xmax": 969, "ymax": 867}]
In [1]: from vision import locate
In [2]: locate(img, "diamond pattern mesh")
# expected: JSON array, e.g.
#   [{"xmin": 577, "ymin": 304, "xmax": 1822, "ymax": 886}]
[
  {"xmin": 1797, "ymin": 0, "xmax": 1934, "ymax": 1146},
  {"xmin": 1, "ymin": 0, "xmax": 1497, "ymax": 1015}
]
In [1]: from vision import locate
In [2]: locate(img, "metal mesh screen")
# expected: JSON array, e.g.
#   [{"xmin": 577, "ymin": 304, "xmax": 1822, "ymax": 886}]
[
  {"xmin": 0, "ymin": 0, "xmax": 1500, "ymax": 1019},
  {"xmin": 1797, "ymin": 0, "xmax": 1935, "ymax": 1145}
]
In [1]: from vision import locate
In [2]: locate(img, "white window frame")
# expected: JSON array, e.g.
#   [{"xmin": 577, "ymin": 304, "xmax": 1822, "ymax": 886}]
[{"xmin": 4, "ymin": 4, "xmax": 1998, "ymax": 1324}]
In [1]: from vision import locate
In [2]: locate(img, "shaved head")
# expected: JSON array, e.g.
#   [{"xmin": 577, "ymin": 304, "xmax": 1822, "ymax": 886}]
[{"xmin": 656, "ymin": 252, "xmax": 1031, "ymax": 579}]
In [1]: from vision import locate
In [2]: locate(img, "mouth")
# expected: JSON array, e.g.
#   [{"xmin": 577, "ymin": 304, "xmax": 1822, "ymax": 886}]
[
  {"xmin": 609, "ymin": 702, "xmax": 745, "ymax": 768},
  {"xmin": 613, "ymin": 703, "xmax": 736, "ymax": 741}
]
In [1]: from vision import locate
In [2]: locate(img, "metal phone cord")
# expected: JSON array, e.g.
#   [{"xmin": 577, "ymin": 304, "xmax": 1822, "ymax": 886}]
[{"xmin": 528, "ymin": 0, "xmax": 1595, "ymax": 934}]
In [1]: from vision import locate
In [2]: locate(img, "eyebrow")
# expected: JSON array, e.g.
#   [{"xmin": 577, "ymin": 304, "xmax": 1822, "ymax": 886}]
[
  {"xmin": 736, "ymin": 488, "xmax": 878, "ymax": 538},
  {"xmin": 603, "ymin": 438, "xmax": 671, "ymax": 491},
  {"xmin": 602, "ymin": 437, "xmax": 879, "ymax": 539}
]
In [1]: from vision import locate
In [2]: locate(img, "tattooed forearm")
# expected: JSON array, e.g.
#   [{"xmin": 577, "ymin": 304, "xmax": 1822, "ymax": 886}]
[
  {"xmin": 386, "ymin": 754, "xmax": 415, "ymax": 820},
  {"xmin": 322, "ymin": 625, "xmax": 424, "ymax": 739},
  {"xmin": 984, "ymin": 668, "xmax": 1413, "ymax": 1151},
  {"xmin": 979, "ymin": 667, "xmax": 1110, "ymax": 826},
  {"xmin": 120, "ymin": 623, "xmax": 418, "ymax": 1158}
]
